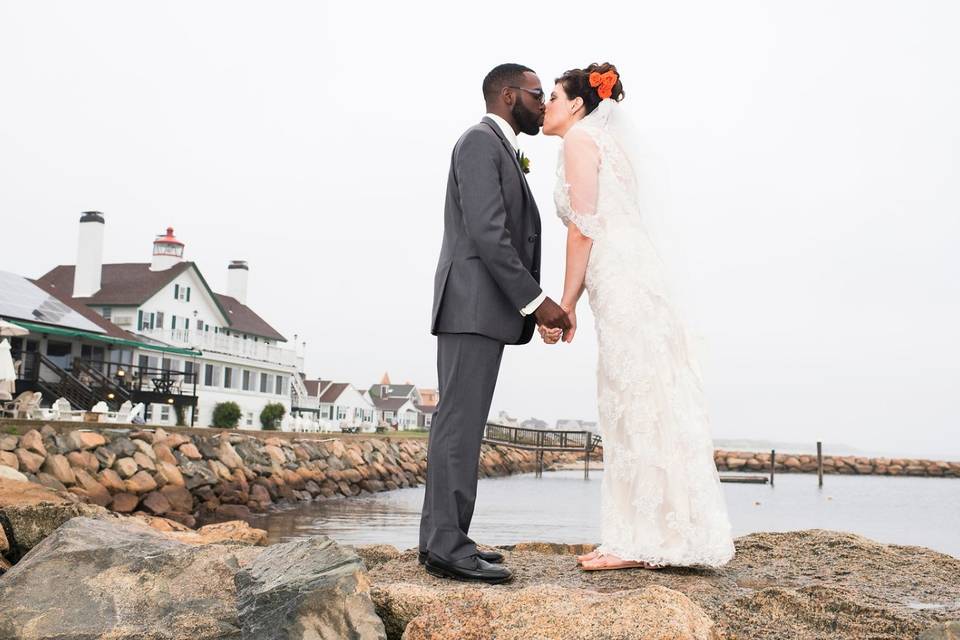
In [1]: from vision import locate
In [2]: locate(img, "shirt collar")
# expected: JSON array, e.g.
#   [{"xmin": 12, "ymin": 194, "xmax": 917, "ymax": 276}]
[{"xmin": 485, "ymin": 113, "xmax": 519, "ymax": 152}]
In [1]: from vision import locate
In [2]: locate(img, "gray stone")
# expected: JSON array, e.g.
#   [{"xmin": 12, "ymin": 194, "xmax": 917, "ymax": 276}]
[
  {"xmin": 235, "ymin": 535, "xmax": 386, "ymax": 640},
  {"xmin": 0, "ymin": 502, "xmax": 108, "ymax": 561},
  {"xmin": 94, "ymin": 446, "xmax": 117, "ymax": 469},
  {"xmin": 0, "ymin": 517, "xmax": 387, "ymax": 640},
  {"xmin": 106, "ymin": 436, "xmax": 139, "ymax": 457},
  {"xmin": 0, "ymin": 516, "xmax": 261, "ymax": 639}
]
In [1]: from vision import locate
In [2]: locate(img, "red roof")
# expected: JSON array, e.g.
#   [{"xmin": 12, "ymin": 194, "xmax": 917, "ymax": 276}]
[
  {"xmin": 318, "ymin": 382, "xmax": 350, "ymax": 403},
  {"xmin": 214, "ymin": 293, "xmax": 286, "ymax": 342},
  {"xmin": 37, "ymin": 262, "xmax": 192, "ymax": 306}
]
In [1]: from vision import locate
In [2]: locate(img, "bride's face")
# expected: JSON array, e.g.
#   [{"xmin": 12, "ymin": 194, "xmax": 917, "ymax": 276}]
[{"xmin": 542, "ymin": 82, "xmax": 583, "ymax": 137}]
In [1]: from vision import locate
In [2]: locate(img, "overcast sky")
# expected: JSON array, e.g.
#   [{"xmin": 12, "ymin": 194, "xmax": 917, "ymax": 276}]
[{"xmin": 1, "ymin": 1, "xmax": 957, "ymax": 457}]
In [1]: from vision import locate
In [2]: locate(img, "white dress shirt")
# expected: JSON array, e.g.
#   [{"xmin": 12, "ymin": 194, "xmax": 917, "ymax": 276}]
[{"xmin": 485, "ymin": 112, "xmax": 547, "ymax": 317}]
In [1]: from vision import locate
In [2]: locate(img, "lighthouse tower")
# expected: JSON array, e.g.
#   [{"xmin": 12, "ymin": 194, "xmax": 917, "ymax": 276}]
[{"xmin": 150, "ymin": 227, "xmax": 185, "ymax": 271}]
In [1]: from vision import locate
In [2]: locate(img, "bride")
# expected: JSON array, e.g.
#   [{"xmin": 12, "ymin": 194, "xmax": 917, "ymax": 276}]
[{"xmin": 539, "ymin": 63, "xmax": 736, "ymax": 570}]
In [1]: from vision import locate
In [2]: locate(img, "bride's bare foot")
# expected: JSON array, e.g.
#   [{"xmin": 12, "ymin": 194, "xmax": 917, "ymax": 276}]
[
  {"xmin": 575, "ymin": 550, "xmax": 600, "ymax": 565},
  {"xmin": 580, "ymin": 554, "xmax": 662, "ymax": 571}
]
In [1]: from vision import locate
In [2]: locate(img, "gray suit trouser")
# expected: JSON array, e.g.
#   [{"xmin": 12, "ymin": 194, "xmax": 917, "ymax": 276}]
[{"xmin": 418, "ymin": 332, "xmax": 504, "ymax": 561}]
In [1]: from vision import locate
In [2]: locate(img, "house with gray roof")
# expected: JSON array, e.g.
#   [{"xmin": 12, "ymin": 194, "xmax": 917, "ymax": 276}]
[{"xmin": 19, "ymin": 212, "xmax": 308, "ymax": 428}]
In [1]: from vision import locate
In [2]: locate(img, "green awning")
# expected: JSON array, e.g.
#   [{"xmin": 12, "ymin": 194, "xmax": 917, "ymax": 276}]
[{"xmin": 6, "ymin": 319, "xmax": 202, "ymax": 357}]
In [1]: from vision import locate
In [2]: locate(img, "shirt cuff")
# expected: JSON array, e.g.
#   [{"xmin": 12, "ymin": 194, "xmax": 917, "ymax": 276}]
[{"xmin": 519, "ymin": 291, "xmax": 547, "ymax": 317}]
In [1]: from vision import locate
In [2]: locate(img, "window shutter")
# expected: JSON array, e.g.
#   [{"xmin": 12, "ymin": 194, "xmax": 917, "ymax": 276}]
[
  {"xmin": 137, "ymin": 310, "xmax": 143, "ymax": 331},
  {"xmin": 174, "ymin": 284, "xmax": 179, "ymax": 299},
  {"xmin": 186, "ymin": 287, "xmax": 191, "ymax": 302}
]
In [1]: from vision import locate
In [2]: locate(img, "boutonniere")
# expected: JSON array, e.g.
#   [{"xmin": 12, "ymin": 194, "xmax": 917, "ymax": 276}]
[{"xmin": 517, "ymin": 150, "xmax": 531, "ymax": 174}]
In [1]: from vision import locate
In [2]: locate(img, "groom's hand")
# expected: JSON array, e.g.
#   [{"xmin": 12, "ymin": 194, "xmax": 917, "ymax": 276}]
[{"xmin": 533, "ymin": 297, "xmax": 571, "ymax": 331}]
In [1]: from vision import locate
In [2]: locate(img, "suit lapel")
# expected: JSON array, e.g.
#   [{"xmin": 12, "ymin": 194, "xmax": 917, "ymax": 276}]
[{"xmin": 481, "ymin": 118, "xmax": 534, "ymax": 200}]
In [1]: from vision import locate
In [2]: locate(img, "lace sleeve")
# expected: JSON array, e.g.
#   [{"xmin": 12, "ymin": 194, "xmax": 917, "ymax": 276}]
[{"xmin": 559, "ymin": 126, "xmax": 602, "ymax": 238}]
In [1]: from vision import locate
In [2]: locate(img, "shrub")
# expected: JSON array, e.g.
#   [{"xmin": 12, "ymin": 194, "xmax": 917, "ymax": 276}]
[
  {"xmin": 211, "ymin": 401, "xmax": 241, "ymax": 428},
  {"xmin": 259, "ymin": 402, "xmax": 286, "ymax": 431}
]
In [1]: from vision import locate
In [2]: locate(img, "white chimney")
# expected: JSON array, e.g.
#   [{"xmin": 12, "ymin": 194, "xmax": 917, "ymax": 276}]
[
  {"xmin": 73, "ymin": 211, "xmax": 105, "ymax": 298},
  {"xmin": 227, "ymin": 260, "xmax": 249, "ymax": 303},
  {"xmin": 150, "ymin": 227, "xmax": 185, "ymax": 271}
]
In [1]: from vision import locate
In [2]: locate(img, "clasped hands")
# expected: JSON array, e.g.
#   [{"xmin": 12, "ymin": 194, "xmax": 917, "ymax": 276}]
[{"xmin": 533, "ymin": 296, "xmax": 577, "ymax": 345}]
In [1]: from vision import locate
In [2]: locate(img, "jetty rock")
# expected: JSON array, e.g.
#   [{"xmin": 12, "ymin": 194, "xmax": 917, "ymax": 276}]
[
  {"xmin": 0, "ymin": 515, "xmax": 385, "ymax": 639},
  {"xmin": 364, "ymin": 530, "xmax": 960, "ymax": 640}
]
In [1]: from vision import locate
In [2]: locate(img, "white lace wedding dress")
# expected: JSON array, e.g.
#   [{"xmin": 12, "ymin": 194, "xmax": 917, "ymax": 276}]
[{"xmin": 555, "ymin": 100, "xmax": 735, "ymax": 567}]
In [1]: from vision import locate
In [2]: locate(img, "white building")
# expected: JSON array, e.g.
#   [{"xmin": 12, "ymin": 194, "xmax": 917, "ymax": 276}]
[{"xmin": 33, "ymin": 212, "xmax": 308, "ymax": 428}]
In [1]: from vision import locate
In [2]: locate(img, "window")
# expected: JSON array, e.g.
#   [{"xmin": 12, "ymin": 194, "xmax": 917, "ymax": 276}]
[
  {"xmin": 224, "ymin": 367, "xmax": 233, "ymax": 389},
  {"xmin": 196, "ymin": 320, "xmax": 204, "ymax": 332},
  {"xmin": 160, "ymin": 405, "xmax": 170, "ymax": 421},
  {"xmin": 337, "ymin": 406, "xmax": 347, "ymax": 420},
  {"xmin": 183, "ymin": 361, "xmax": 194, "ymax": 384},
  {"xmin": 203, "ymin": 364, "xmax": 220, "ymax": 387},
  {"xmin": 275, "ymin": 375, "xmax": 284, "ymax": 395},
  {"xmin": 385, "ymin": 411, "xmax": 394, "ymax": 420},
  {"xmin": 246, "ymin": 412, "xmax": 253, "ymax": 426},
  {"xmin": 259, "ymin": 372, "xmax": 268, "ymax": 393},
  {"xmin": 242, "ymin": 370, "xmax": 251, "ymax": 391},
  {"xmin": 155, "ymin": 312, "xmax": 164, "ymax": 329},
  {"xmin": 101, "ymin": 307, "xmax": 112, "ymax": 321}
]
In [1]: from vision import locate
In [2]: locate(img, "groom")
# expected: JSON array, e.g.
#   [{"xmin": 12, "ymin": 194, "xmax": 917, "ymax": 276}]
[{"xmin": 419, "ymin": 63, "xmax": 571, "ymax": 584}]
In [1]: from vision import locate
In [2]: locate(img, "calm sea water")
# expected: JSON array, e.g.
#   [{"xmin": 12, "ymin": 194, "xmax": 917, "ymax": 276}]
[{"xmin": 248, "ymin": 470, "xmax": 960, "ymax": 558}]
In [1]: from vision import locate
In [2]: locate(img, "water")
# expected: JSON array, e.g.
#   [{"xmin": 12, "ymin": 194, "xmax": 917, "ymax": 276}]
[{"xmin": 248, "ymin": 470, "xmax": 960, "ymax": 558}]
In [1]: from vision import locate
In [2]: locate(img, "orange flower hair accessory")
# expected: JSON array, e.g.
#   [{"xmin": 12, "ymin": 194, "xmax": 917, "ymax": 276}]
[{"xmin": 589, "ymin": 70, "xmax": 619, "ymax": 100}]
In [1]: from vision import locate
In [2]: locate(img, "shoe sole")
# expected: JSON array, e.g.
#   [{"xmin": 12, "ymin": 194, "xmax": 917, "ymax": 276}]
[{"xmin": 424, "ymin": 563, "xmax": 514, "ymax": 584}]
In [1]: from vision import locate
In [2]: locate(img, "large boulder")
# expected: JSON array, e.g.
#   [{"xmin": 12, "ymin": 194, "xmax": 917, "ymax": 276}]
[
  {"xmin": 0, "ymin": 517, "xmax": 385, "ymax": 640},
  {"xmin": 235, "ymin": 535, "xmax": 386, "ymax": 639},
  {"xmin": 397, "ymin": 584, "xmax": 718, "ymax": 640},
  {"xmin": 0, "ymin": 497, "xmax": 107, "ymax": 561}
]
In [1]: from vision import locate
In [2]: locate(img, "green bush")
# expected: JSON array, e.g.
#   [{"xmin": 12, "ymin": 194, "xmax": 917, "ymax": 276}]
[
  {"xmin": 259, "ymin": 402, "xmax": 286, "ymax": 431},
  {"xmin": 211, "ymin": 401, "xmax": 241, "ymax": 428}
]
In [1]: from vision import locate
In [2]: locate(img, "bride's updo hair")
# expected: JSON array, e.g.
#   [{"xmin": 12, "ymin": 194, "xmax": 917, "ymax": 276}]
[{"xmin": 555, "ymin": 62, "xmax": 625, "ymax": 116}]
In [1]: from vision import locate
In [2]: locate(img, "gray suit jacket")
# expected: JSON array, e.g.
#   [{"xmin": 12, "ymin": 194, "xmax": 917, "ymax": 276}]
[{"xmin": 431, "ymin": 117, "xmax": 542, "ymax": 345}]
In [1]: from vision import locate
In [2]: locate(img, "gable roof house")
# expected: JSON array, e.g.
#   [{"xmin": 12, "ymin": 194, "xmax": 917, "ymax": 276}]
[
  {"xmin": 300, "ymin": 379, "xmax": 374, "ymax": 431},
  {"xmin": 23, "ymin": 212, "xmax": 308, "ymax": 428}
]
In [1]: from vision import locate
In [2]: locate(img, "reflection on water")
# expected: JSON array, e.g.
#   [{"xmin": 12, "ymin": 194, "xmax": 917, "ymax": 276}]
[{"xmin": 248, "ymin": 470, "xmax": 960, "ymax": 558}]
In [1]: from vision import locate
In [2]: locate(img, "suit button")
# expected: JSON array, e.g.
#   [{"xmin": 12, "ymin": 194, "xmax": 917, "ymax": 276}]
[{"xmin": 528, "ymin": 234, "xmax": 537, "ymax": 243}]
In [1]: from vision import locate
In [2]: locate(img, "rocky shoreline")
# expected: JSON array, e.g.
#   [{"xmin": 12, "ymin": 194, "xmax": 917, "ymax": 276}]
[
  {"xmin": 0, "ymin": 423, "xmax": 574, "ymax": 532},
  {"xmin": 0, "ymin": 486, "xmax": 957, "ymax": 640}
]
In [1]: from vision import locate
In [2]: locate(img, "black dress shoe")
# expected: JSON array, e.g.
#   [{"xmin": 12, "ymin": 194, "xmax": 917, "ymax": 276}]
[
  {"xmin": 419, "ymin": 549, "xmax": 504, "ymax": 565},
  {"xmin": 424, "ymin": 555, "xmax": 514, "ymax": 584}
]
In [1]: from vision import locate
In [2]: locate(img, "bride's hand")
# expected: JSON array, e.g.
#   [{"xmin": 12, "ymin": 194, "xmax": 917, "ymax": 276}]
[
  {"xmin": 561, "ymin": 303, "xmax": 577, "ymax": 343},
  {"xmin": 538, "ymin": 324, "xmax": 562, "ymax": 345}
]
